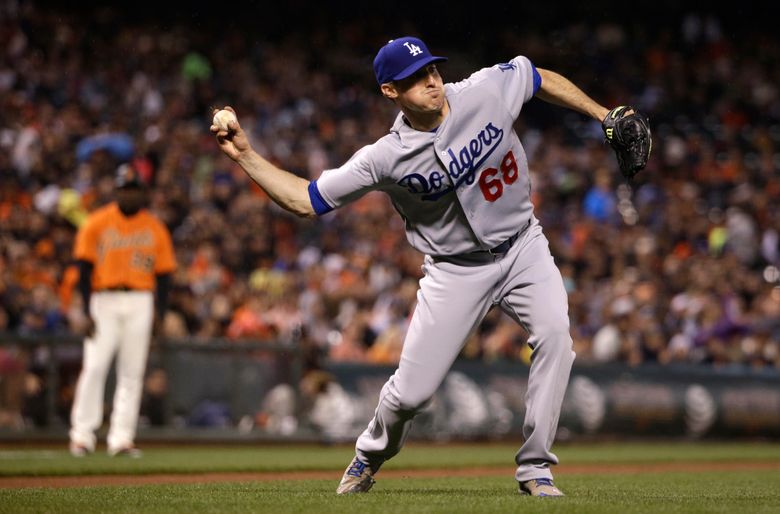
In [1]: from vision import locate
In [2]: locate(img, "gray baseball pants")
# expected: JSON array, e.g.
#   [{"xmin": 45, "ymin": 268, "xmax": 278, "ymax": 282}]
[{"xmin": 355, "ymin": 217, "xmax": 575, "ymax": 482}]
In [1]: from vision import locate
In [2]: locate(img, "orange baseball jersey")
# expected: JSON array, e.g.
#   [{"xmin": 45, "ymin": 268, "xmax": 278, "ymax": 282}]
[{"xmin": 74, "ymin": 203, "xmax": 176, "ymax": 291}]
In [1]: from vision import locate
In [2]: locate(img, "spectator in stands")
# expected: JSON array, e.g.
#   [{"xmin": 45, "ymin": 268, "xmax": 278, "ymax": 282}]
[{"xmin": 0, "ymin": 3, "xmax": 778, "ymax": 375}]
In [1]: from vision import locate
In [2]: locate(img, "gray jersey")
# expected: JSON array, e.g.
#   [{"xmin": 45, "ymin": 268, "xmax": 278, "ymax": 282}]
[{"xmin": 310, "ymin": 55, "xmax": 540, "ymax": 256}]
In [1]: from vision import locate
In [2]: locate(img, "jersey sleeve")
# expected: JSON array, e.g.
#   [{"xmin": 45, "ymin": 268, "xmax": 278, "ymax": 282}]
[
  {"xmin": 153, "ymin": 222, "xmax": 177, "ymax": 274},
  {"xmin": 308, "ymin": 144, "xmax": 383, "ymax": 215},
  {"xmin": 483, "ymin": 55, "xmax": 541, "ymax": 120},
  {"xmin": 73, "ymin": 216, "xmax": 99, "ymax": 262}
]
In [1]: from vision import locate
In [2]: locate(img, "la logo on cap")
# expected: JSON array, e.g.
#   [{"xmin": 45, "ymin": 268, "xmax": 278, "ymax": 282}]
[{"xmin": 404, "ymin": 41, "xmax": 422, "ymax": 56}]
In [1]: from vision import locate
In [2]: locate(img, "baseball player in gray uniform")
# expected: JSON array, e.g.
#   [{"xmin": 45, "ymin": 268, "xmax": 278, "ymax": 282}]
[{"xmin": 212, "ymin": 36, "xmax": 619, "ymax": 497}]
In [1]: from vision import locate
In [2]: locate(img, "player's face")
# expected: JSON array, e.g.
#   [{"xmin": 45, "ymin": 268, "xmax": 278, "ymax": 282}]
[
  {"xmin": 115, "ymin": 187, "xmax": 148, "ymax": 215},
  {"xmin": 385, "ymin": 64, "xmax": 446, "ymax": 114}
]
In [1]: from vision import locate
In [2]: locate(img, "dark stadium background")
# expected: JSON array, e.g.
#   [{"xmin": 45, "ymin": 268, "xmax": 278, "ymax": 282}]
[{"xmin": 2, "ymin": 0, "xmax": 780, "ymax": 441}]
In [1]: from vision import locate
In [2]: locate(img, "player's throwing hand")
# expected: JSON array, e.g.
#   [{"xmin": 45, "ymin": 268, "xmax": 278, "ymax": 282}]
[{"xmin": 210, "ymin": 106, "xmax": 250, "ymax": 161}]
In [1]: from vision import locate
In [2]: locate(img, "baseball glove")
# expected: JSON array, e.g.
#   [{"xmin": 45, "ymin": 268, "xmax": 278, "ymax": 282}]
[{"xmin": 602, "ymin": 106, "xmax": 652, "ymax": 180}]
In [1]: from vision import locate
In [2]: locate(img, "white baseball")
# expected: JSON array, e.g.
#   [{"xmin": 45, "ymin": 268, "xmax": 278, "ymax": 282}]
[{"xmin": 213, "ymin": 109, "xmax": 238, "ymax": 131}]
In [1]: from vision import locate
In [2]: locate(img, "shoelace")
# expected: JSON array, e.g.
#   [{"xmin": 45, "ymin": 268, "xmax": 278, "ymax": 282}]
[
  {"xmin": 346, "ymin": 460, "xmax": 367, "ymax": 478},
  {"xmin": 533, "ymin": 478, "xmax": 555, "ymax": 487}
]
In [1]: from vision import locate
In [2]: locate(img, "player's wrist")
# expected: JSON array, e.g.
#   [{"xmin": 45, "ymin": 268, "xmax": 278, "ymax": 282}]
[
  {"xmin": 235, "ymin": 148, "xmax": 259, "ymax": 167},
  {"xmin": 597, "ymin": 107, "xmax": 611, "ymax": 124}
]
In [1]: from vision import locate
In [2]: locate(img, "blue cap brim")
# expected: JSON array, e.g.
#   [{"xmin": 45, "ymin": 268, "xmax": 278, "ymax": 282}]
[{"xmin": 390, "ymin": 56, "xmax": 448, "ymax": 82}]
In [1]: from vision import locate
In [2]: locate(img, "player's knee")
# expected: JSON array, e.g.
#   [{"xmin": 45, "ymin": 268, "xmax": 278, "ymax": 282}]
[
  {"xmin": 534, "ymin": 321, "xmax": 573, "ymax": 353},
  {"xmin": 382, "ymin": 374, "xmax": 432, "ymax": 413},
  {"xmin": 82, "ymin": 360, "xmax": 111, "ymax": 378}
]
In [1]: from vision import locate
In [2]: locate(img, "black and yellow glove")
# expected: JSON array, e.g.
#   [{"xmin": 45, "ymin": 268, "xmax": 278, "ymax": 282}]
[{"xmin": 602, "ymin": 106, "xmax": 652, "ymax": 180}]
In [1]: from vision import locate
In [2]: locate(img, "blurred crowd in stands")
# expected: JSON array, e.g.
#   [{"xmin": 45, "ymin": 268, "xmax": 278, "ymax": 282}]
[{"xmin": 2, "ymin": 3, "xmax": 780, "ymax": 427}]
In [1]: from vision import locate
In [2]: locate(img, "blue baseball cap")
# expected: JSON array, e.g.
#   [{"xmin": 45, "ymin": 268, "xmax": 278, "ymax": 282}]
[{"xmin": 373, "ymin": 37, "xmax": 447, "ymax": 85}]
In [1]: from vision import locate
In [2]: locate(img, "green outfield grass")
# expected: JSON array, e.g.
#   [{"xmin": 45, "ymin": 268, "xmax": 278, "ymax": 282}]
[
  {"xmin": 1, "ymin": 441, "xmax": 779, "ymax": 476},
  {"xmin": 1, "ymin": 442, "xmax": 779, "ymax": 513}
]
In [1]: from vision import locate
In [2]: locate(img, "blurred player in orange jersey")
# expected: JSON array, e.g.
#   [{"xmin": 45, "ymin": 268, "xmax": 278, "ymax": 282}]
[{"xmin": 69, "ymin": 164, "xmax": 176, "ymax": 457}]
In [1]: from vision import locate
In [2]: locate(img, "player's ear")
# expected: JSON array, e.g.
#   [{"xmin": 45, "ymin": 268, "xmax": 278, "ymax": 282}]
[{"xmin": 380, "ymin": 83, "xmax": 398, "ymax": 100}]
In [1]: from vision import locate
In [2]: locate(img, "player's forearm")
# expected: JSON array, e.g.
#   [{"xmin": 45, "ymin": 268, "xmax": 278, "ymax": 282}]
[
  {"xmin": 536, "ymin": 68, "xmax": 609, "ymax": 122},
  {"xmin": 236, "ymin": 150, "xmax": 316, "ymax": 218}
]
